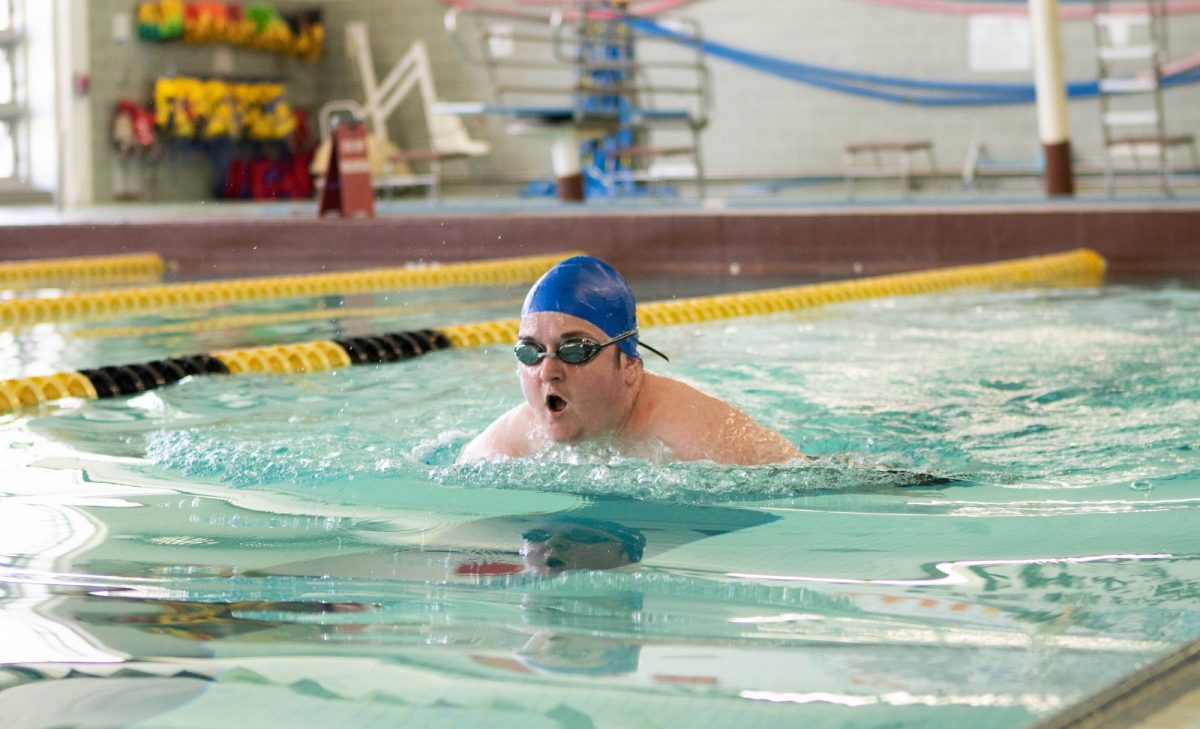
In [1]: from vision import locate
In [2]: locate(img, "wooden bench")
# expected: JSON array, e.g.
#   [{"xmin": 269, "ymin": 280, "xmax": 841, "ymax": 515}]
[{"xmin": 843, "ymin": 139, "xmax": 936, "ymax": 198}]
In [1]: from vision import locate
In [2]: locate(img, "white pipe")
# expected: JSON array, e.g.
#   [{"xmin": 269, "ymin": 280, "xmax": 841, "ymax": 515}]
[
  {"xmin": 55, "ymin": 0, "xmax": 92, "ymax": 207},
  {"xmin": 347, "ymin": 23, "xmax": 387, "ymax": 136},
  {"xmin": 550, "ymin": 130, "xmax": 580, "ymax": 177},
  {"xmin": 348, "ymin": 29, "xmax": 443, "ymax": 143},
  {"xmin": 1028, "ymin": 0, "xmax": 1070, "ymax": 145},
  {"xmin": 343, "ymin": 26, "xmax": 485, "ymax": 156}
]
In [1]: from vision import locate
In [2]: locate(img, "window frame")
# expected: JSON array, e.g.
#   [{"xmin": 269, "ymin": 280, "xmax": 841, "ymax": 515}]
[{"xmin": 0, "ymin": 0, "xmax": 26, "ymax": 184}]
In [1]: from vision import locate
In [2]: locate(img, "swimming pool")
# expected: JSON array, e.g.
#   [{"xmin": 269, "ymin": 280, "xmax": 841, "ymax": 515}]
[{"xmin": 1, "ymin": 271, "xmax": 1198, "ymax": 728}]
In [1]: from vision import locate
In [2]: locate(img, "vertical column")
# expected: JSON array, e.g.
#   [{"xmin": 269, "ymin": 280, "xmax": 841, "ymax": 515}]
[
  {"xmin": 55, "ymin": 0, "xmax": 93, "ymax": 207},
  {"xmin": 551, "ymin": 127, "xmax": 584, "ymax": 201},
  {"xmin": 1028, "ymin": 0, "xmax": 1075, "ymax": 196}
]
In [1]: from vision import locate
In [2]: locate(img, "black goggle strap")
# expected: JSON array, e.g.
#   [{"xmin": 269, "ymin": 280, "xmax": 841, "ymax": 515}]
[
  {"xmin": 515, "ymin": 329, "xmax": 670, "ymax": 363},
  {"xmin": 637, "ymin": 340, "xmax": 670, "ymax": 362},
  {"xmin": 600, "ymin": 329, "xmax": 637, "ymax": 350},
  {"xmin": 603, "ymin": 328, "xmax": 671, "ymax": 363}
]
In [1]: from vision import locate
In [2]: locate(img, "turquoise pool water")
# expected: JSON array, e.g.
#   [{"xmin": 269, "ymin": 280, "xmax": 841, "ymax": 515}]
[{"xmin": 1, "ymin": 279, "xmax": 1198, "ymax": 728}]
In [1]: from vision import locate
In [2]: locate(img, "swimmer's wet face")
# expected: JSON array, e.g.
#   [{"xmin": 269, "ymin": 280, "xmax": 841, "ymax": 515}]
[{"xmin": 517, "ymin": 311, "xmax": 640, "ymax": 444}]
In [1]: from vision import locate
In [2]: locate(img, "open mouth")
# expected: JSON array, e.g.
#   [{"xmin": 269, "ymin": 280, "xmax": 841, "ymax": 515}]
[{"xmin": 546, "ymin": 394, "xmax": 567, "ymax": 414}]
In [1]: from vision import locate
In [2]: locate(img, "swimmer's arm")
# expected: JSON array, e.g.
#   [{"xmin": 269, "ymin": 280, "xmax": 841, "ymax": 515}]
[
  {"xmin": 703, "ymin": 406, "xmax": 804, "ymax": 465},
  {"xmin": 646, "ymin": 377, "xmax": 803, "ymax": 465},
  {"xmin": 457, "ymin": 404, "xmax": 538, "ymax": 463}
]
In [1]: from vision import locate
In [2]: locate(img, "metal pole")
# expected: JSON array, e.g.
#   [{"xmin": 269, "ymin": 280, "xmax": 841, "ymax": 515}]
[{"xmin": 1028, "ymin": 0, "xmax": 1075, "ymax": 196}]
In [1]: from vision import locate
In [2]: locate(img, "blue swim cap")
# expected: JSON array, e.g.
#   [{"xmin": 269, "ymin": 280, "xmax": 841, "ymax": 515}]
[{"xmin": 522, "ymin": 256, "xmax": 640, "ymax": 358}]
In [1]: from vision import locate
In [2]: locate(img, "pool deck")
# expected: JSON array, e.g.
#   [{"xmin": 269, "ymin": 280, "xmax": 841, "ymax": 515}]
[{"xmin": 1, "ymin": 196, "xmax": 1198, "ymax": 279}]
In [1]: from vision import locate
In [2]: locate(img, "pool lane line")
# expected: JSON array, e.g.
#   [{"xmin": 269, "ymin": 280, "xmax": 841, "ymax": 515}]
[
  {"xmin": 0, "ymin": 248, "xmax": 1105, "ymax": 415},
  {"xmin": 632, "ymin": 246, "xmax": 1106, "ymax": 328},
  {"xmin": 0, "ymin": 251, "xmax": 582, "ymax": 329},
  {"xmin": 0, "ymin": 253, "xmax": 166, "ymax": 291},
  {"xmin": 0, "ymin": 331, "xmax": 458, "ymax": 411},
  {"xmin": 438, "ymin": 247, "xmax": 1107, "ymax": 345},
  {"xmin": 70, "ymin": 296, "xmax": 526, "ymax": 339}
]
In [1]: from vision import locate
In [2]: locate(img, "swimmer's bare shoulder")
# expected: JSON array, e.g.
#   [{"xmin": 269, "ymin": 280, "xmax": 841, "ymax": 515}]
[
  {"xmin": 458, "ymin": 403, "xmax": 541, "ymax": 463},
  {"xmin": 632, "ymin": 373, "xmax": 803, "ymax": 465},
  {"xmin": 459, "ymin": 377, "xmax": 801, "ymax": 466}
]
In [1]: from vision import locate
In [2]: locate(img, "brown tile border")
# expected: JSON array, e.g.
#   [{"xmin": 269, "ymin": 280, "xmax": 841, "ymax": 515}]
[{"xmin": 1, "ymin": 207, "xmax": 1197, "ymax": 279}]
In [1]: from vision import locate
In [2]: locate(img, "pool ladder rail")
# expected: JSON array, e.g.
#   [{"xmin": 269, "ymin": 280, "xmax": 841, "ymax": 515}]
[
  {"xmin": 1091, "ymin": 0, "xmax": 1199, "ymax": 195},
  {"xmin": 0, "ymin": 248, "xmax": 1107, "ymax": 415}
]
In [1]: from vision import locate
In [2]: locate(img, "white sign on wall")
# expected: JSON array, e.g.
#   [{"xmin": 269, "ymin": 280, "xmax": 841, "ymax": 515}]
[{"xmin": 969, "ymin": 14, "xmax": 1033, "ymax": 72}]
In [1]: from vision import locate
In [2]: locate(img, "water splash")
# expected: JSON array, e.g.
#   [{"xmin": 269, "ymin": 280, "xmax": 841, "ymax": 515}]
[{"xmin": 144, "ymin": 421, "xmax": 959, "ymax": 502}]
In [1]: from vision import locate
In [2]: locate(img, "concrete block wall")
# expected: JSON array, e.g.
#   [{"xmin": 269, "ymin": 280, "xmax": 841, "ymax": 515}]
[
  {"xmin": 628, "ymin": 0, "xmax": 1200, "ymax": 178},
  {"xmin": 85, "ymin": 0, "xmax": 1200, "ymax": 200}
]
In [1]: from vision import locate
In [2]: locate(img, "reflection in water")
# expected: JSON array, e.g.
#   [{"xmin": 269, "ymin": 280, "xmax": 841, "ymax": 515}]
[
  {"xmin": 90, "ymin": 599, "xmax": 375, "ymax": 644},
  {"xmin": 520, "ymin": 516, "xmax": 646, "ymax": 576},
  {"xmin": 15, "ymin": 499, "xmax": 769, "ymax": 686},
  {"xmin": 516, "ymin": 516, "xmax": 647, "ymax": 675},
  {"xmin": 0, "ymin": 500, "xmax": 124, "ymax": 665},
  {"xmin": 516, "ymin": 591, "xmax": 644, "ymax": 676}
]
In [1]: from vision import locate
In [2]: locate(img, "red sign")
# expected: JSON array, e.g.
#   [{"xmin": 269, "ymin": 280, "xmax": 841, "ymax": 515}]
[{"xmin": 318, "ymin": 121, "xmax": 375, "ymax": 218}]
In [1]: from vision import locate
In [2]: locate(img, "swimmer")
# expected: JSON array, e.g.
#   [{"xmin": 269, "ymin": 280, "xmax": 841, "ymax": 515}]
[{"xmin": 458, "ymin": 256, "xmax": 803, "ymax": 465}]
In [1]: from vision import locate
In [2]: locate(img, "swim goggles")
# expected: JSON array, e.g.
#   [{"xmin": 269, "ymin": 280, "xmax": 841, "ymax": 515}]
[{"xmin": 513, "ymin": 329, "xmax": 669, "ymax": 366}]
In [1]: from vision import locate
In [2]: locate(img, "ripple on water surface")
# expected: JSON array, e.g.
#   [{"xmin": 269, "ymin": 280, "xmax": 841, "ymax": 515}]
[{"xmin": 5, "ymin": 284, "xmax": 1200, "ymax": 729}]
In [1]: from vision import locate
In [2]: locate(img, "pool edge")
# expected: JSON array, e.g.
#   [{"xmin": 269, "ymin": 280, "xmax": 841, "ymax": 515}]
[
  {"xmin": 0, "ymin": 205, "xmax": 1198, "ymax": 278},
  {"xmin": 1031, "ymin": 636, "xmax": 1200, "ymax": 729}
]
